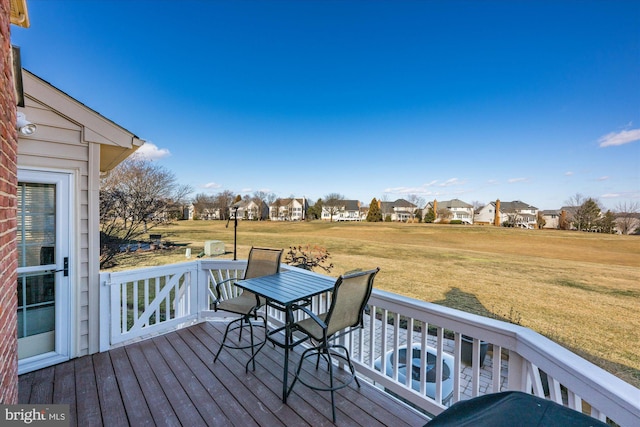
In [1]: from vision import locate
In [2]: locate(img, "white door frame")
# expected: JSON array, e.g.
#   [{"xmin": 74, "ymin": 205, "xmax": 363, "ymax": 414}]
[{"xmin": 17, "ymin": 168, "xmax": 75, "ymax": 374}]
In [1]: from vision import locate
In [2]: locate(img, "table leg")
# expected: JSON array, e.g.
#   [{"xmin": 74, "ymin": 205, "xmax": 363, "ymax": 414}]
[{"xmin": 282, "ymin": 306, "xmax": 292, "ymax": 403}]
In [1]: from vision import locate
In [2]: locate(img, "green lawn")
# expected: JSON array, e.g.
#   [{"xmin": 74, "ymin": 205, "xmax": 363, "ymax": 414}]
[{"xmin": 105, "ymin": 220, "xmax": 640, "ymax": 388}]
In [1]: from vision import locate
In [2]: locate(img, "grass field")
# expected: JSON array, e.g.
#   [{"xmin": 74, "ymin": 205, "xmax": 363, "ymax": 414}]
[{"xmin": 106, "ymin": 220, "xmax": 640, "ymax": 388}]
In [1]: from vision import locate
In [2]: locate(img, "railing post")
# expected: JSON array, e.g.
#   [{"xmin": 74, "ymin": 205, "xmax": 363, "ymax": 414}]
[
  {"xmin": 196, "ymin": 260, "xmax": 209, "ymax": 320},
  {"xmin": 507, "ymin": 351, "xmax": 527, "ymax": 392},
  {"xmin": 99, "ymin": 272, "xmax": 111, "ymax": 352}
]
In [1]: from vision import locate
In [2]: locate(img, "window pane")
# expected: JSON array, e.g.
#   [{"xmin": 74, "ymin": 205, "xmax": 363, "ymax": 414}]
[
  {"xmin": 17, "ymin": 272, "xmax": 55, "ymax": 338},
  {"xmin": 17, "ymin": 182, "xmax": 56, "ymax": 267}
]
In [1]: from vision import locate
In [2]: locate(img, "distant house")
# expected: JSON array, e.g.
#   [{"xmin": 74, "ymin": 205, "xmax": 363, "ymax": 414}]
[
  {"xmin": 198, "ymin": 207, "xmax": 223, "ymax": 220},
  {"xmin": 475, "ymin": 200, "xmax": 539, "ymax": 228},
  {"xmin": 424, "ymin": 199, "xmax": 474, "ymax": 224},
  {"xmin": 269, "ymin": 197, "xmax": 308, "ymax": 221},
  {"xmin": 183, "ymin": 204, "xmax": 195, "ymax": 220},
  {"xmin": 615, "ymin": 213, "xmax": 640, "ymax": 235},
  {"xmin": 231, "ymin": 199, "xmax": 268, "ymax": 220},
  {"xmin": 541, "ymin": 209, "xmax": 561, "ymax": 229},
  {"xmin": 379, "ymin": 199, "xmax": 417, "ymax": 222},
  {"xmin": 321, "ymin": 199, "xmax": 363, "ymax": 221}
]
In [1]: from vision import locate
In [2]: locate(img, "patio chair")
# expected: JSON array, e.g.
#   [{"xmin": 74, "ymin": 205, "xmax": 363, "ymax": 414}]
[
  {"xmin": 212, "ymin": 247, "xmax": 283, "ymax": 370},
  {"xmin": 286, "ymin": 267, "xmax": 379, "ymax": 422}
]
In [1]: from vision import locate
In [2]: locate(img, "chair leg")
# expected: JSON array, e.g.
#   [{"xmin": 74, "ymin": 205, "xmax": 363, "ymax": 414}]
[
  {"xmin": 327, "ymin": 351, "xmax": 337, "ymax": 423},
  {"xmin": 247, "ymin": 316, "xmax": 255, "ymax": 371},
  {"xmin": 215, "ymin": 314, "xmax": 266, "ymax": 365},
  {"xmin": 337, "ymin": 344, "xmax": 361, "ymax": 388},
  {"xmin": 288, "ymin": 344, "xmax": 360, "ymax": 422},
  {"xmin": 287, "ymin": 347, "xmax": 307, "ymax": 397},
  {"xmin": 214, "ymin": 317, "xmax": 238, "ymax": 363}
]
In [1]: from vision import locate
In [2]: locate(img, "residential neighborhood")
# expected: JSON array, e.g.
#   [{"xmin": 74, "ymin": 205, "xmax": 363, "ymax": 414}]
[{"xmin": 185, "ymin": 195, "xmax": 639, "ymax": 234}]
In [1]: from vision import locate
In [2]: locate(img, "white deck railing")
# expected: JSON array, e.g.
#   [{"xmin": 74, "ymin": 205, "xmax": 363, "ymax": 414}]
[{"xmin": 99, "ymin": 260, "xmax": 640, "ymax": 426}]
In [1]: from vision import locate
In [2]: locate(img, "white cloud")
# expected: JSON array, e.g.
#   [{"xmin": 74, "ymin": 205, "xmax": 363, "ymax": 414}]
[
  {"xmin": 601, "ymin": 190, "xmax": 640, "ymax": 200},
  {"xmin": 564, "ymin": 171, "xmax": 574, "ymax": 176},
  {"xmin": 597, "ymin": 176, "xmax": 610, "ymax": 181},
  {"xmin": 420, "ymin": 178, "xmax": 464, "ymax": 188},
  {"xmin": 439, "ymin": 178, "xmax": 463, "ymax": 187},
  {"xmin": 384, "ymin": 178, "xmax": 467, "ymax": 197},
  {"xmin": 384, "ymin": 186, "xmax": 436, "ymax": 196},
  {"xmin": 507, "ymin": 177, "xmax": 528, "ymax": 183},
  {"xmin": 133, "ymin": 142, "xmax": 171, "ymax": 160},
  {"xmin": 598, "ymin": 128, "xmax": 640, "ymax": 147},
  {"xmin": 203, "ymin": 182, "xmax": 222, "ymax": 189}
]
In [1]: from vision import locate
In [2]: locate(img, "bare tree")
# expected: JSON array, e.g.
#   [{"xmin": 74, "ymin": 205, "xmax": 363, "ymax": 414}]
[
  {"xmin": 323, "ymin": 193, "xmax": 345, "ymax": 222},
  {"xmin": 437, "ymin": 208, "xmax": 453, "ymax": 223},
  {"xmin": 406, "ymin": 194, "xmax": 425, "ymax": 221},
  {"xmin": 214, "ymin": 190, "xmax": 235, "ymax": 220},
  {"xmin": 253, "ymin": 191, "xmax": 277, "ymax": 220},
  {"xmin": 472, "ymin": 200, "xmax": 484, "ymax": 212},
  {"xmin": 100, "ymin": 157, "xmax": 192, "ymax": 268},
  {"xmin": 192, "ymin": 193, "xmax": 216, "ymax": 219},
  {"xmin": 564, "ymin": 193, "xmax": 586, "ymax": 228},
  {"xmin": 615, "ymin": 201, "xmax": 640, "ymax": 235},
  {"xmin": 536, "ymin": 211, "xmax": 546, "ymax": 229}
]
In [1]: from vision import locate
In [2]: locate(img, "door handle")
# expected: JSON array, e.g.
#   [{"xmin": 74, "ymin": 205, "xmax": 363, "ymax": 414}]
[{"xmin": 49, "ymin": 257, "xmax": 69, "ymax": 276}]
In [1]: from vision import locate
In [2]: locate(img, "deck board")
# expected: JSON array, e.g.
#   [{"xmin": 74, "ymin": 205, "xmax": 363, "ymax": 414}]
[
  {"xmin": 92, "ymin": 351, "xmax": 128, "ymax": 426},
  {"xmin": 19, "ymin": 322, "xmax": 430, "ymax": 426},
  {"xmin": 74, "ymin": 356, "xmax": 102, "ymax": 426},
  {"xmin": 110, "ymin": 346, "xmax": 155, "ymax": 426},
  {"xmin": 52, "ymin": 360, "xmax": 76, "ymax": 426}
]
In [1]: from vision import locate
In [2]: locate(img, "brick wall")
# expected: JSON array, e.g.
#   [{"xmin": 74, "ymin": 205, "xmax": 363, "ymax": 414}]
[{"xmin": 0, "ymin": 0, "xmax": 19, "ymax": 405}]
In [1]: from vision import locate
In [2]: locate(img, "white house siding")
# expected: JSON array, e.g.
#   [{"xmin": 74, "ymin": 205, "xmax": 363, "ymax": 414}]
[
  {"xmin": 19, "ymin": 70, "xmax": 142, "ymax": 360},
  {"xmin": 474, "ymin": 204, "xmax": 497, "ymax": 224},
  {"xmin": 18, "ymin": 95, "xmax": 91, "ymax": 358}
]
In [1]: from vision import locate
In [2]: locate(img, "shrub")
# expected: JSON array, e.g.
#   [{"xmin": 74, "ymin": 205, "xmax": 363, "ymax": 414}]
[{"xmin": 284, "ymin": 244, "xmax": 334, "ymax": 273}]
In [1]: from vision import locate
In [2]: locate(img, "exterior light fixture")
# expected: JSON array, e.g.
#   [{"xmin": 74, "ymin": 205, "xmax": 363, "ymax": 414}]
[{"xmin": 16, "ymin": 112, "xmax": 36, "ymax": 135}]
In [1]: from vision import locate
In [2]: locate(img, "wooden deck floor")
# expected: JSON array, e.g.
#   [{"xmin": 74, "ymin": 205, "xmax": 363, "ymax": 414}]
[{"xmin": 19, "ymin": 321, "xmax": 430, "ymax": 426}]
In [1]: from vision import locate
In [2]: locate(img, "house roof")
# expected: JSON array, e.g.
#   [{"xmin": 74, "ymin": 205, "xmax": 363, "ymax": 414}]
[
  {"xmin": 22, "ymin": 69, "xmax": 144, "ymax": 172},
  {"xmin": 343, "ymin": 200, "xmax": 360, "ymax": 211},
  {"xmin": 378, "ymin": 199, "xmax": 416, "ymax": 214},
  {"xmin": 391, "ymin": 198, "xmax": 416, "ymax": 208},
  {"xmin": 272, "ymin": 198, "xmax": 293, "ymax": 207},
  {"xmin": 427, "ymin": 198, "xmax": 473, "ymax": 209},
  {"xmin": 498, "ymin": 200, "xmax": 538, "ymax": 212}
]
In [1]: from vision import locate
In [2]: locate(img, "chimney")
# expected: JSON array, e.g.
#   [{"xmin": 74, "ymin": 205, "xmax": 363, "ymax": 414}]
[
  {"xmin": 494, "ymin": 199, "xmax": 501, "ymax": 226},
  {"xmin": 433, "ymin": 199, "xmax": 438, "ymax": 220}
]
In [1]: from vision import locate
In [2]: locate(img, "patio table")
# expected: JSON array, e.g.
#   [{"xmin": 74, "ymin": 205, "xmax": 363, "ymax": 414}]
[{"xmin": 235, "ymin": 269, "xmax": 335, "ymax": 403}]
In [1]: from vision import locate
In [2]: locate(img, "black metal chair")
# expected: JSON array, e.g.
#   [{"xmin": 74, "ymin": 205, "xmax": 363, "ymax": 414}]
[
  {"xmin": 211, "ymin": 247, "xmax": 283, "ymax": 370},
  {"xmin": 286, "ymin": 267, "xmax": 379, "ymax": 422}
]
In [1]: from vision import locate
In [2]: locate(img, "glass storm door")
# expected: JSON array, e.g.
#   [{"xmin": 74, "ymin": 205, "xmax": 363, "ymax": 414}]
[{"xmin": 17, "ymin": 169, "xmax": 72, "ymax": 371}]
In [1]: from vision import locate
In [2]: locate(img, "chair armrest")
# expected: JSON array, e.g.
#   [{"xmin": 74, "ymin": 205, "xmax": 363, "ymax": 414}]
[
  {"xmin": 209, "ymin": 275, "xmax": 239, "ymax": 306},
  {"xmin": 291, "ymin": 304, "xmax": 326, "ymax": 329}
]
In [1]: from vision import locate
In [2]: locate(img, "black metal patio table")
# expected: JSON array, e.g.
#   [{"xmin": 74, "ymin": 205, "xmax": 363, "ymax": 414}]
[{"xmin": 235, "ymin": 269, "xmax": 335, "ymax": 403}]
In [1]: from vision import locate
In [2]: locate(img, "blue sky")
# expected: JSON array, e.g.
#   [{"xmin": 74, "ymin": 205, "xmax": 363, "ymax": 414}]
[{"xmin": 12, "ymin": 0, "xmax": 640, "ymax": 210}]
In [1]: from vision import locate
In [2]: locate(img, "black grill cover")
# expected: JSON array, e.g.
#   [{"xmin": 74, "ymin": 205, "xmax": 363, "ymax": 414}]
[{"xmin": 426, "ymin": 391, "xmax": 608, "ymax": 427}]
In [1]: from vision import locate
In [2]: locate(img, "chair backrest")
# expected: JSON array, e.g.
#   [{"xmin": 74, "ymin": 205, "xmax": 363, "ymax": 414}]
[
  {"xmin": 325, "ymin": 268, "xmax": 379, "ymax": 338},
  {"xmin": 244, "ymin": 247, "xmax": 283, "ymax": 280}
]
